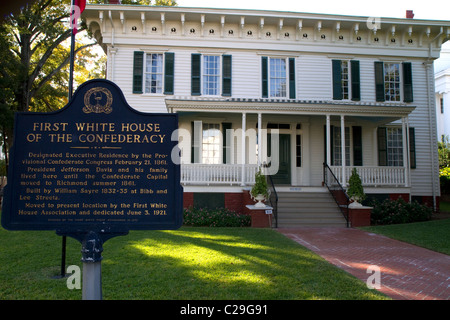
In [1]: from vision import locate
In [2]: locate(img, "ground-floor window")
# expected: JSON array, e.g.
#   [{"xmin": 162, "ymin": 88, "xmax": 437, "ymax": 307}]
[
  {"xmin": 387, "ymin": 127, "xmax": 403, "ymax": 166},
  {"xmin": 202, "ymin": 123, "xmax": 221, "ymax": 164},
  {"xmin": 332, "ymin": 127, "xmax": 350, "ymax": 166}
]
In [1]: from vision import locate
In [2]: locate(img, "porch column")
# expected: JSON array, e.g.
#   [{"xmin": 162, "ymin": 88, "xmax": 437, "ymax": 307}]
[
  {"xmin": 258, "ymin": 113, "xmax": 262, "ymax": 167},
  {"xmin": 341, "ymin": 115, "xmax": 346, "ymax": 187},
  {"xmin": 326, "ymin": 115, "xmax": 331, "ymax": 165},
  {"xmin": 241, "ymin": 112, "xmax": 246, "ymax": 186},
  {"xmin": 402, "ymin": 117, "xmax": 409, "ymax": 187}
]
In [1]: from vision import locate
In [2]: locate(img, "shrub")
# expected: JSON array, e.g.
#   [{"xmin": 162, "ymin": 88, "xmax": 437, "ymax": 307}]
[
  {"xmin": 347, "ymin": 168, "xmax": 366, "ymax": 202},
  {"xmin": 370, "ymin": 198, "xmax": 432, "ymax": 225},
  {"xmin": 183, "ymin": 207, "xmax": 251, "ymax": 227},
  {"xmin": 440, "ymin": 167, "xmax": 450, "ymax": 194}
]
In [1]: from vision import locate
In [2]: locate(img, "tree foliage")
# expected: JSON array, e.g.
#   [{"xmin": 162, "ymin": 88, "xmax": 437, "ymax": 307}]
[
  {"xmin": 0, "ymin": 0, "xmax": 101, "ymax": 161},
  {"xmin": 438, "ymin": 135, "xmax": 450, "ymax": 169}
]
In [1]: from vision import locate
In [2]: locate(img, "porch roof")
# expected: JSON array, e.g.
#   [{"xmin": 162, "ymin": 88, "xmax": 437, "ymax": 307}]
[{"xmin": 166, "ymin": 97, "xmax": 415, "ymax": 120}]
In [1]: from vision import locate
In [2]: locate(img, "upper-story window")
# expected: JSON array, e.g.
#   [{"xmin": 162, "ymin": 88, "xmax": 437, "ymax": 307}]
[
  {"xmin": 191, "ymin": 54, "xmax": 232, "ymax": 97},
  {"xmin": 202, "ymin": 55, "xmax": 221, "ymax": 96},
  {"xmin": 132, "ymin": 51, "xmax": 174, "ymax": 95},
  {"xmin": 383, "ymin": 63, "xmax": 401, "ymax": 102},
  {"xmin": 262, "ymin": 56, "xmax": 296, "ymax": 99},
  {"xmin": 375, "ymin": 61, "xmax": 413, "ymax": 103},
  {"xmin": 332, "ymin": 59, "xmax": 360, "ymax": 101},
  {"xmin": 269, "ymin": 58, "xmax": 287, "ymax": 97},
  {"xmin": 144, "ymin": 53, "xmax": 164, "ymax": 94}
]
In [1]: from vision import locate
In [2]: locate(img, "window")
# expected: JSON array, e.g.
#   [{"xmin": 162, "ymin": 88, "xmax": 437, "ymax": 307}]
[
  {"xmin": 296, "ymin": 135, "xmax": 302, "ymax": 167},
  {"xmin": 203, "ymin": 55, "xmax": 220, "ymax": 96},
  {"xmin": 374, "ymin": 62, "xmax": 413, "ymax": 102},
  {"xmin": 144, "ymin": 54, "xmax": 163, "ymax": 94},
  {"xmin": 384, "ymin": 63, "xmax": 401, "ymax": 102},
  {"xmin": 262, "ymin": 57, "xmax": 296, "ymax": 99},
  {"xmin": 332, "ymin": 127, "xmax": 350, "ymax": 166},
  {"xmin": 332, "ymin": 60, "xmax": 360, "ymax": 101},
  {"xmin": 441, "ymin": 97, "xmax": 444, "ymax": 114},
  {"xmin": 341, "ymin": 61, "xmax": 350, "ymax": 100},
  {"xmin": 269, "ymin": 58, "xmax": 287, "ymax": 97},
  {"xmin": 191, "ymin": 54, "xmax": 232, "ymax": 96},
  {"xmin": 202, "ymin": 123, "xmax": 221, "ymax": 164},
  {"xmin": 387, "ymin": 127, "xmax": 403, "ymax": 166},
  {"xmin": 377, "ymin": 127, "xmax": 416, "ymax": 168},
  {"xmin": 133, "ymin": 51, "xmax": 174, "ymax": 94}
]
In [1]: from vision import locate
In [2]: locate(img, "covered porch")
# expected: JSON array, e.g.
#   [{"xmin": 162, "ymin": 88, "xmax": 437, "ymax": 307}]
[{"xmin": 167, "ymin": 98, "xmax": 415, "ymax": 190}]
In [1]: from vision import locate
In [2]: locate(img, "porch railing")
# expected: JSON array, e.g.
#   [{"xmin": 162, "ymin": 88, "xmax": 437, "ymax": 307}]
[
  {"xmin": 323, "ymin": 163, "xmax": 350, "ymax": 227},
  {"xmin": 330, "ymin": 166, "xmax": 407, "ymax": 186},
  {"xmin": 181, "ymin": 164, "xmax": 259, "ymax": 185}
]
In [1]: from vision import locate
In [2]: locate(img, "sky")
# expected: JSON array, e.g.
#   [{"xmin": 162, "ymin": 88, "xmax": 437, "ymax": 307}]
[{"xmin": 178, "ymin": 0, "xmax": 450, "ymax": 21}]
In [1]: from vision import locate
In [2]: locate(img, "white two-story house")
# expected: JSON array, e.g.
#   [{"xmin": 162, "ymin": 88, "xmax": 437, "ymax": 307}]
[{"xmin": 83, "ymin": 4, "xmax": 449, "ymax": 227}]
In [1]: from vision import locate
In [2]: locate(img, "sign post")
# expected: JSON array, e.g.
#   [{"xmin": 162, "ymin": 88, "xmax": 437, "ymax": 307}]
[{"xmin": 1, "ymin": 79, "xmax": 183, "ymax": 299}]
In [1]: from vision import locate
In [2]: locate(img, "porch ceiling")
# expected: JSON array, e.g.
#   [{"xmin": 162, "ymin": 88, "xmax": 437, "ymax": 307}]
[{"xmin": 166, "ymin": 98, "xmax": 415, "ymax": 119}]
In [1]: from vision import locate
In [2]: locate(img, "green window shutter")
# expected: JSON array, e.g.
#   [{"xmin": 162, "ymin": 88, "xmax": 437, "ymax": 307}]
[
  {"xmin": 132, "ymin": 51, "xmax": 144, "ymax": 94},
  {"xmin": 261, "ymin": 56, "xmax": 268, "ymax": 98},
  {"xmin": 332, "ymin": 60, "xmax": 342, "ymax": 100},
  {"xmin": 375, "ymin": 61, "xmax": 385, "ymax": 102},
  {"xmin": 164, "ymin": 52, "xmax": 175, "ymax": 95},
  {"xmin": 377, "ymin": 127, "xmax": 387, "ymax": 166},
  {"xmin": 191, "ymin": 54, "xmax": 201, "ymax": 96},
  {"xmin": 222, "ymin": 55, "xmax": 232, "ymax": 97},
  {"xmin": 409, "ymin": 127, "xmax": 416, "ymax": 169},
  {"xmin": 222, "ymin": 123, "xmax": 232, "ymax": 164},
  {"xmin": 289, "ymin": 58, "xmax": 296, "ymax": 99},
  {"xmin": 403, "ymin": 62, "xmax": 413, "ymax": 102},
  {"xmin": 353, "ymin": 126, "xmax": 363, "ymax": 166},
  {"xmin": 351, "ymin": 60, "xmax": 361, "ymax": 101},
  {"xmin": 191, "ymin": 121, "xmax": 202, "ymax": 163}
]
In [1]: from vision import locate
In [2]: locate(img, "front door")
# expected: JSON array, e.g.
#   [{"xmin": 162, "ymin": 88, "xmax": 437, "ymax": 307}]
[{"xmin": 268, "ymin": 134, "xmax": 291, "ymax": 185}]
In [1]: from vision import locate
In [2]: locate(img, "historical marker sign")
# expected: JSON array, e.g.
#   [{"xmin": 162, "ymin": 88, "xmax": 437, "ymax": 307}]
[{"xmin": 1, "ymin": 79, "xmax": 183, "ymax": 234}]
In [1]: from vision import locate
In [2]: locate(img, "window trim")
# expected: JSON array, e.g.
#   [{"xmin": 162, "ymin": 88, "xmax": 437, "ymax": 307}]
[
  {"xmin": 383, "ymin": 62, "xmax": 402, "ymax": 103},
  {"xmin": 262, "ymin": 56, "xmax": 295, "ymax": 99},
  {"xmin": 201, "ymin": 54, "xmax": 222, "ymax": 97},
  {"xmin": 143, "ymin": 53, "xmax": 164, "ymax": 95}
]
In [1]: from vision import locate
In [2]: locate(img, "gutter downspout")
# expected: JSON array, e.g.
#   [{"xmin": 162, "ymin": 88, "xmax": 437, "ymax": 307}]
[
  {"xmin": 108, "ymin": 10, "xmax": 116, "ymax": 82},
  {"xmin": 426, "ymin": 27, "xmax": 443, "ymax": 211}
]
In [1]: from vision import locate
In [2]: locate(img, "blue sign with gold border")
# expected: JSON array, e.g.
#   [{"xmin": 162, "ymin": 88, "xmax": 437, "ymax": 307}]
[{"xmin": 1, "ymin": 79, "xmax": 183, "ymax": 233}]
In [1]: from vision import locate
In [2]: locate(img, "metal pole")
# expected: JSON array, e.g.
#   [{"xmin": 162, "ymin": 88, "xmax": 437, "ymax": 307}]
[
  {"xmin": 60, "ymin": 235, "xmax": 66, "ymax": 277},
  {"xmin": 82, "ymin": 262, "xmax": 102, "ymax": 300},
  {"xmin": 60, "ymin": 1, "xmax": 76, "ymax": 278},
  {"xmin": 81, "ymin": 231, "xmax": 103, "ymax": 300}
]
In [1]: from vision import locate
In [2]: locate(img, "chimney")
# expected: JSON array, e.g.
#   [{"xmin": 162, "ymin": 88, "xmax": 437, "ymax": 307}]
[
  {"xmin": 109, "ymin": 0, "xmax": 122, "ymax": 4},
  {"xmin": 406, "ymin": 10, "xmax": 414, "ymax": 19}
]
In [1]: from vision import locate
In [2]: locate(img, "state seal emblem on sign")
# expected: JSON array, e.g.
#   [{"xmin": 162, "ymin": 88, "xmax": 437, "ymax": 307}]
[{"xmin": 83, "ymin": 87, "xmax": 113, "ymax": 114}]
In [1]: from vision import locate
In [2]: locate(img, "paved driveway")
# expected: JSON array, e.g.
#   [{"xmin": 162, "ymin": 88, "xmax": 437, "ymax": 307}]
[{"xmin": 277, "ymin": 227, "xmax": 450, "ymax": 300}]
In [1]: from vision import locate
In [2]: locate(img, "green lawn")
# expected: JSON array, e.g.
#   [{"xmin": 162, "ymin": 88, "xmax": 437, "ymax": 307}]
[
  {"xmin": 0, "ymin": 226, "xmax": 389, "ymax": 300},
  {"xmin": 361, "ymin": 218, "xmax": 450, "ymax": 255}
]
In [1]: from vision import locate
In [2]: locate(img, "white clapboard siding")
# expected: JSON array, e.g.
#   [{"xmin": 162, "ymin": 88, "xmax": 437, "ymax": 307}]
[{"xmin": 101, "ymin": 17, "xmax": 442, "ymax": 198}]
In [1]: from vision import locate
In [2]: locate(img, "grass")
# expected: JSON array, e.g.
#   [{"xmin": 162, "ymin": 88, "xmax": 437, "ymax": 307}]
[
  {"xmin": 0, "ymin": 226, "xmax": 389, "ymax": 300},
  {"xmin": 361, "ymin": 218, "xmax": 450, "ymax": 255}
]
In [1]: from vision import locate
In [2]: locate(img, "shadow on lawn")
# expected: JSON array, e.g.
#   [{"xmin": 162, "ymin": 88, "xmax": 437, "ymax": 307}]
[{"xmin": 100, "ymin": 228, "xmax": 387, "ymax": 300}]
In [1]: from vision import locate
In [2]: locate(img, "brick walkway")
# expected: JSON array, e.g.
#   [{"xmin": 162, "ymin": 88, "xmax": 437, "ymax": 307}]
[{"xmin": 277, "ymin": 227, "xmax": 450, "ymax": 300}]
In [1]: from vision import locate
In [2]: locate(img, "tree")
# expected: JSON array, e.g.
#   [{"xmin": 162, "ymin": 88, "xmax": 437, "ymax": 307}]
[
  {"xmin": 0, "ymin": 0, "xmax": 97, "ymax": 113},
  {"xmin": 438, "ymin": 135, "xmax": 450, "ymax": 169}
]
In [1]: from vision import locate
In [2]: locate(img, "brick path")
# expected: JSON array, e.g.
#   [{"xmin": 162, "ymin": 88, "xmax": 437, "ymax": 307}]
[{"xmin": 277, "ymin": 227, "xmax": 450, "ymax": 300}]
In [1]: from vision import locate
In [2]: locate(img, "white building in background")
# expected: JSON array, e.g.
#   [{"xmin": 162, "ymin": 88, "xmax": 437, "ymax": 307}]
[
  {"xmin": 83, "ymin": 4, "xmax": 449, "ymax": 224},
  {"xmin": 435, "ymin": 43, "xmax": 450, "ymax": 141}
]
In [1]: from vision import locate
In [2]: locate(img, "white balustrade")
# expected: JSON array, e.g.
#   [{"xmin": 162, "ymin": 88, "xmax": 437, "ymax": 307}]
[
  {"xmin": 181, "ymin": 164, "xmax": 258, "ymax": 185},
  {"xmin": 330, "ymin": 166, "xmax": 407, "ymax": 186}
]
